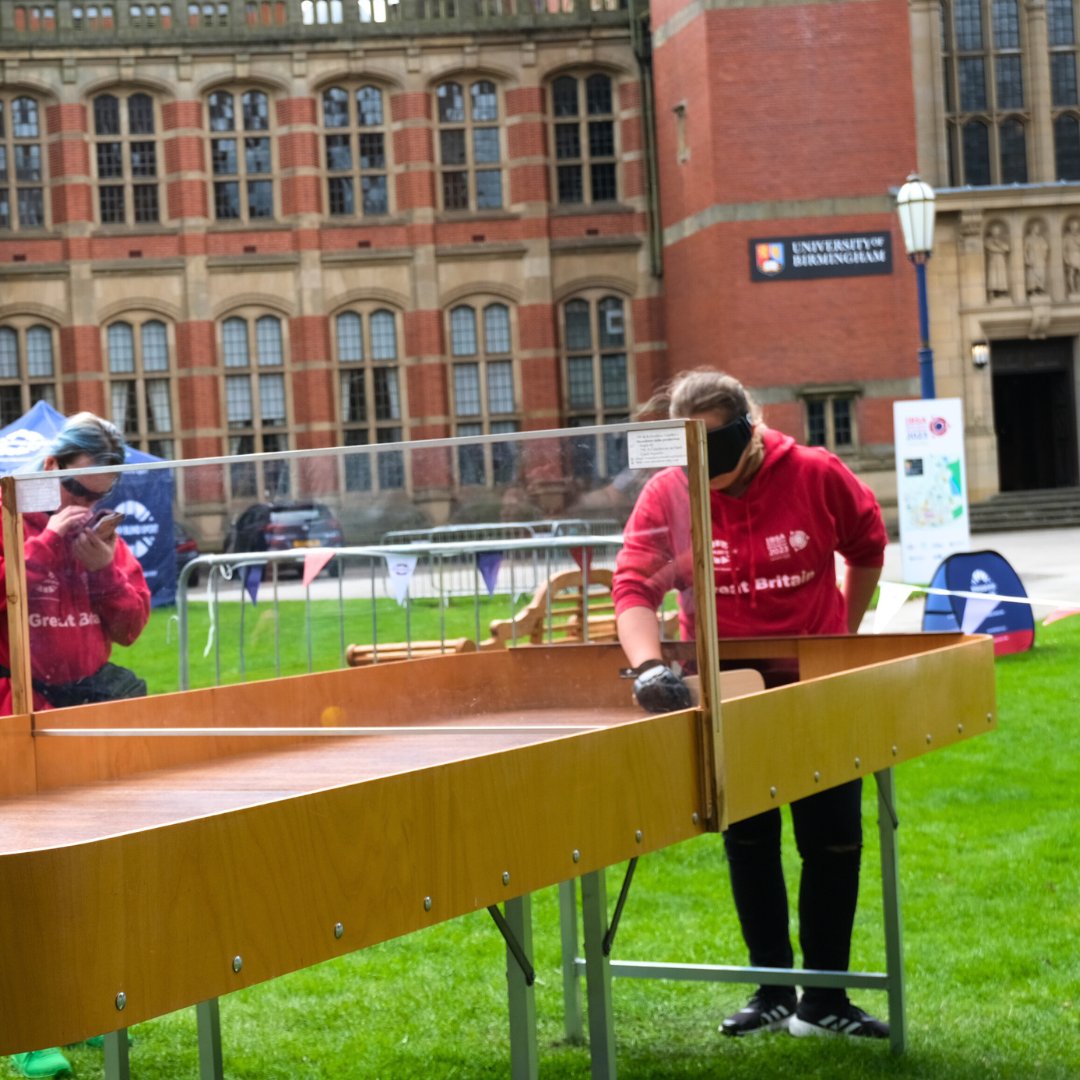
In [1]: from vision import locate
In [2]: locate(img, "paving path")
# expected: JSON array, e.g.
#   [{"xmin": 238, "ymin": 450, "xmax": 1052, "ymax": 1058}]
[{"xmin": 868, "ymin": 526, "xmax": 1080, "ymax": 633}]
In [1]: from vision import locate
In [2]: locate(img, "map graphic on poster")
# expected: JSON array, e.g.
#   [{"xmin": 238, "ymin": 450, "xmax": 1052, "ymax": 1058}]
[
  {"xmin": 902, "ymin": 454, "xmax": 964, "ymax": 528},
  {"xmin": 893, "ymin": 398, "xmax": 971, "ymax": 583}
]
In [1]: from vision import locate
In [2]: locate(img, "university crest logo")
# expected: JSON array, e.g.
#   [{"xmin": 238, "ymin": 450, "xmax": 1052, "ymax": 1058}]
[{"xmin": 755, "ymin": 242, "xmax": 784, "ymax": 276}]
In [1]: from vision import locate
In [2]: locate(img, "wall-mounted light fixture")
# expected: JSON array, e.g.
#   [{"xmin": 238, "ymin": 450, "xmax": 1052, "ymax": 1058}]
[{"xmin": 971, "ymin": 341, "xmax": 991, "ymax": 369}]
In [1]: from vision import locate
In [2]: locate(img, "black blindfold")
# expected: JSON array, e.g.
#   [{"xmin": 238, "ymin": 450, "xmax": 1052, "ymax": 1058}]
[{"xmin": 706, "ymin": 414, "xmax": 753, "ymax": 477}]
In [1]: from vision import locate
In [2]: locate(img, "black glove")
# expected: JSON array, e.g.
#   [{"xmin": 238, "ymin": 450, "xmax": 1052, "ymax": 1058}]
[{"xmin": 632, "ymin": 660, "xmax": 692, "ymax": 713}]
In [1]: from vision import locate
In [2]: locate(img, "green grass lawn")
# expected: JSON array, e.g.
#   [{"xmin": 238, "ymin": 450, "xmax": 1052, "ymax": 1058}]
[
  {"xmin": 119, "ymin": 593, "xmax": 526, "ymax": 693},
  {"xmin": 14, "ymin": 619, "xmax": 1080, "ymax": 1078}
]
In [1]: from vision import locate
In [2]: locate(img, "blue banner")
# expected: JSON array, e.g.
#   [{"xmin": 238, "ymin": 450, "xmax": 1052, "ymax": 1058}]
[{"xmin": 923, "ymin": 549, "xmax": 1034, "ymax": 655}]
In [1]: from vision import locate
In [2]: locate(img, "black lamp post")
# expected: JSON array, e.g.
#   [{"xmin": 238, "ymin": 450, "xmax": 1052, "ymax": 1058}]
[{"xmin": 895, "ymin": 174, "xmax": 937, "ymax": 399}]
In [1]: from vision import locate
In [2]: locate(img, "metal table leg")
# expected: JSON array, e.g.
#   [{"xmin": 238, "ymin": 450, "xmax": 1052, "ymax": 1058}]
[
  {"xmin": 558, "ymin": 879, "xmax": 584, "ymax": 1043},
  {"xmin": 876, "ymin": 767, "xmax": 907, "ymax": 1054},
  {"xmin": 505, "ymin": 894, "xmax": 538, "ymax": 1080},
  {"xmin": 581, "ymin": 869, "xmax": 616, "ymax": 1079},
  {"xmin": 197, "ymin": 998, "xmax": 224, "ymax": 1080},
  {"xmin": 103, "ymin": 1029, "xmax": 130, "ymax": 1080}
]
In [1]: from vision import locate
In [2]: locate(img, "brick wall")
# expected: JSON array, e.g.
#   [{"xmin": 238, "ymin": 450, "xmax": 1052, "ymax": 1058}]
[{"xmin": 654, "ymin": 0, "xmax": 920, "ymax": 429}]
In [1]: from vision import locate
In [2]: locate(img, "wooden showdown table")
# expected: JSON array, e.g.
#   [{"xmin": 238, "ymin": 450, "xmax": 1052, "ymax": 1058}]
[
  {"xmin": 0, "ymin": 634, "xmax": 995, "ymax": 1077},
  {"xmin": 0, "ymin": 425, "xmax": 997, "ymax": 1077}
]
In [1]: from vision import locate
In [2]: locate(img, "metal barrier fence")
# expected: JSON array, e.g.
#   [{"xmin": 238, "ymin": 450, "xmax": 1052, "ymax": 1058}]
[
  {"xmin": 379, "ymin": 519, "xmax": 620, "ymax": 599},
  {"xmin": 175, "ymin": 534, "xmax": 626, "ymax": 690}
]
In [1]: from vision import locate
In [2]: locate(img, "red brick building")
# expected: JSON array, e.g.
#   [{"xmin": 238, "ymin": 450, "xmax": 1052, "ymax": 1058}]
[
  {"xmin": 650, "ymin": 0, "xmax": 920, "ymax": 501},
  {"xmin": 4, "ymin": 1, "xmax": 1078, "ymax": 540}
]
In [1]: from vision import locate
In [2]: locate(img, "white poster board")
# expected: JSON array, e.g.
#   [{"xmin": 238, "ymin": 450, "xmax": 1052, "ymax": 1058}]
[{"xmin": 893, "ymin": 398, "xmax": 971, "ymax": 583}]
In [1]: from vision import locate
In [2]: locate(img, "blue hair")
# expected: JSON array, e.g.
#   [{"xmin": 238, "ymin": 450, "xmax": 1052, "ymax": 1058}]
[{"xmin": 44, "ymin": 412, "xmax": 126, "ymax": 469}]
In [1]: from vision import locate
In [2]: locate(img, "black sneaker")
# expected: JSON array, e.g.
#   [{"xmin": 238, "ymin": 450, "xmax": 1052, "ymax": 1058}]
[
  {"xmin": 788, "ymin": 1000, "xmax": 889, "ymax": 1039},
  {"xmin": 719, "ymin": 991, "xmax": 797, "ymax": 1036}
]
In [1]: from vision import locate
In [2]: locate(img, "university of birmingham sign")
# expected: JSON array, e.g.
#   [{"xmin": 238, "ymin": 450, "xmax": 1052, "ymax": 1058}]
[{"xmin": 749, "ymin": 231, "xmax": 893, "ymax": 282}]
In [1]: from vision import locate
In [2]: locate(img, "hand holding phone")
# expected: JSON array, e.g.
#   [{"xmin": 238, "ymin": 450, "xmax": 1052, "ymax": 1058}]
[{"xmin": 87, "ymin": 508, "xmax": 124, "ymax": 539}]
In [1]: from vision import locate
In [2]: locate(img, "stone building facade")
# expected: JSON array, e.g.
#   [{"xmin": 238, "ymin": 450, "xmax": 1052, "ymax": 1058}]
[{"xmin": 913, "ymin": 0, "xmax": 1080, "ymax": 500}]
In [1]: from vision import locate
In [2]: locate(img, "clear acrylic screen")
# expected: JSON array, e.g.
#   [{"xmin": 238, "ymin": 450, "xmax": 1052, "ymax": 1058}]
[{"xmin": 10, "ymin": 422, "xmax": 692, "ymax": 707}]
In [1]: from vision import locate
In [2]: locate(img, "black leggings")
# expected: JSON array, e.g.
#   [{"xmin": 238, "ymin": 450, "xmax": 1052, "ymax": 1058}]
[{"xmin": 722, "ymin": 778, "xmax": 863, "ymax": 1006}]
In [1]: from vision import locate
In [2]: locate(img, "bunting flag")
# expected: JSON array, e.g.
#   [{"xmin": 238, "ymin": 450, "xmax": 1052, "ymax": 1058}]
[
  {"xmin": 570, "ymin": 545, "xmax": 592, "ymax": 576},
  {"xmin": 872, "ymin": 582, "xmax": 914, "ymax": 634},
  {"xmin": 1042, "ymin": 608, "xmax": 1080, "ymax": 627},
  {"xmin": 244, "ymin": 563, "xmax": 264, "ymax": 606},
  {"xmin": 302, "ymin": 550, "xmax": 335, "ymax": 586},
  {"xmin": 476, "ymin": 551, "xmax": 503, "ymax": 597},
  {"xmin": 384, "ymin": 553, "xmax": 418, "ymax": 606}
]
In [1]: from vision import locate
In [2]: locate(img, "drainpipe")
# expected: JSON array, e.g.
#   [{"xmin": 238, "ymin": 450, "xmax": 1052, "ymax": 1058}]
[{"xmin": 629, "ymin": 0, "xmax": 663, "ymax": 278}]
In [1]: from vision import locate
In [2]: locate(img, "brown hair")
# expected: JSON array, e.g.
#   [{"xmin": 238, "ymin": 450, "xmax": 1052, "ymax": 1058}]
[
  {"xmin": 636, "ymin": 368, "xmax": 762, "ymax": 422},
  {"xmin": 639, "ymin": 369, "xmax": 767, "ymax": 482}
]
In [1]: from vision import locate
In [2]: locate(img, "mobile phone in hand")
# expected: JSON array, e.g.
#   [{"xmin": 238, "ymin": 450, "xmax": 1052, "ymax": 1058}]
[{"xmin": 88, "ymin": 508, "xmax": 124, "ymax": 539}]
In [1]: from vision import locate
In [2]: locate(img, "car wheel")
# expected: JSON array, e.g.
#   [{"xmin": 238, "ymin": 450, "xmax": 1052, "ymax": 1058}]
[{"xmin": 188, "ymin": 568, "xmax": 200, "ymax": 588}]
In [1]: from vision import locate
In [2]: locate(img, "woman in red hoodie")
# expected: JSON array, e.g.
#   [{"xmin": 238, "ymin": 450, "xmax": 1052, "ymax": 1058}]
[
  {"xmin": 613, "ymin": 369, "xmax": 889, "ymax": 1040},
  {"xmin": 2, "ymin": 412, "xmax": 151, "ymax": 1078},
  {"xmin": 0, "ymin": 411, "xmax": 150, "ymax": 716}
]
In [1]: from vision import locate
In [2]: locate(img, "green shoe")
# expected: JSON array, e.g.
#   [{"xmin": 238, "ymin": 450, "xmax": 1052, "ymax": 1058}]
[
  {"xmin": 73, "ymin": 1033, "xmax": 132, "ymax": 1050},
  {"xmin": 9, "ymin": 1049, "xmax": 72, "ymax": 1078}
]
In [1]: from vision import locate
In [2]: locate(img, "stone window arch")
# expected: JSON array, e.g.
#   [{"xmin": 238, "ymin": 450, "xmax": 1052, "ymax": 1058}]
[
  {"xmin": 436, "ymin": 79, "xmax": 503, "ymax": 212},
  {"xmin": 335, "ymin": 305, "xmax": 406, "ymax": 491}
]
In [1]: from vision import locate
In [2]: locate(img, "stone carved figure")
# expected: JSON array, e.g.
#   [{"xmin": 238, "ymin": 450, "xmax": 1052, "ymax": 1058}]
[
  {"xmin": 1064, "ymin": 219, "xmax": 1080, "ymax": 294},
  {"xmin": 1024, "ymin": 221, "xmax": 1049, "ymax": 296},
  {"xmin": 985, "ymin": 223, "xmax": 1010, "ymax": 300}
]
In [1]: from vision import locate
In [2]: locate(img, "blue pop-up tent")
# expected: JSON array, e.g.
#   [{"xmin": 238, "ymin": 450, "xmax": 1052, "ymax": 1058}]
[
  {"xmin": 922, "ymin": 549, "xmax": 1035, "ymax": 655},
  {"xmin": 0, "ymin": 401, "xmax": 177, "ymax": 607}
]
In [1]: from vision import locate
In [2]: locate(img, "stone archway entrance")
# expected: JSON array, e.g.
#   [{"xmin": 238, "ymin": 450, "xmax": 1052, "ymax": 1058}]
[{"xmin": 992, "ymin": 338, "xmax": 1080, "ymax": 491}]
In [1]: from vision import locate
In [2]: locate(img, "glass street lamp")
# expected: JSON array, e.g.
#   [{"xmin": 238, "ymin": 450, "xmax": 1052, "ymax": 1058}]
[{"xmin": 896, "ymin": 175, "xmax": 937, "ymax": 399}]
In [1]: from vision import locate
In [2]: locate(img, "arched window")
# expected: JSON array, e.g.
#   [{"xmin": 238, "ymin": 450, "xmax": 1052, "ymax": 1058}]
[
  {"xmin": 93, "ymin": 91, "xmax": 160, "ymax": 225},
  {"xmin": 107, "ymin": 318, "xmax": 175, "ymax": 458},
  {"xmin": 221, "ymin": 312, "xmax": 290, "ymax": 497},
  {"xmin": 356, "ymin": 0, "xmax": 391, "ymax": 22},
  {"xmin": 322, "ymin": 85, "xmax": 390, "ymax": 217},
  {"xmin": 1048, "ymin": 0, "xmax": 1080, "ymax": 178},
  {"xmin": 1055, "ymin": 112, "xmax": 1080, "ymax": 178},
  {"xmin": 0, "ymin": 322, "xmax": 58, "ymax": 424},
  {"xmin": 999, "ymin": 117, "xmax": 1027, "ymax": 181},
  {"xmin": 300, "ymin": 0, "xmax": 343, "ymax": 22},
  {"xmin": 128, "ymin": 4, "xmax": 172, "ymax": 26},
  {"xmin": 209, "ymin": 89, "xmax": 273, "ymax": 221},
  {"xmin": 962, "ymin": 119, "xmax": 992, "ymax": 184},
  {"xmin": 13, "ymin": 6, "xmax": 58, "ymax": 31},
  {"xmin": 449, "ymin": 301, "xmax": 518, "ymax": 486},
  {"xmin": 72, "ymin": 3, "xmax": 115, "ymax": 27},
  {"xmin": 561, "ymin": 294, "xmax": 630, "ymax": 480},
  {"xmin": 336, "ymin": 307, "xmax": 405, "ymax": 491},
  {"xmin": 942, "ymin": 0, "xmax": 1029, "ymax": 184},
  {"xmin": 436, "ymin": 80, "xmax": 503, "ymax": 212},
  {"xmin": 550, "ymin": 73, "xmax": 617, "ymax": 205},
  {"xmin": 188, "ymin": 1, "xmax": 229, "ymax": 25},
  {"xmin": 0, "ymin": 95, "xmax": 46, "ymax": 229}
]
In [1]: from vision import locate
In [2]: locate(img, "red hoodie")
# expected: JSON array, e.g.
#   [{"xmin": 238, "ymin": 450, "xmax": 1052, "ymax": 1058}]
[
  {"xmin": 0, "ymin": 505, "xmax": 151, "ymax": 714},
  {"xmin": 613, "ymin": 428, "xmax": 887, "ymax": 639}
]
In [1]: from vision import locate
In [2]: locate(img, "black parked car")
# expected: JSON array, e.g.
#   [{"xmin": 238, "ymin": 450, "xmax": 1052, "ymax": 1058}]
[
  {"xmin": 223, "ymin": 502, "xmax": 344, "ymax": 576},
  {"xmin": 175, "ymin": 520, "xmax": 202, "ymax": 587}
]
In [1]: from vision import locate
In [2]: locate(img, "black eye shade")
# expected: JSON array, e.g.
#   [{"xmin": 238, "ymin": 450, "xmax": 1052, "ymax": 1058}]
[
  {"xmin": 706, "ymin": 414, "xmax": 753, "ymax": 477},
  {"xmin": 61, "ymin": 475, "xmax": 117, "ymax": 501}
]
